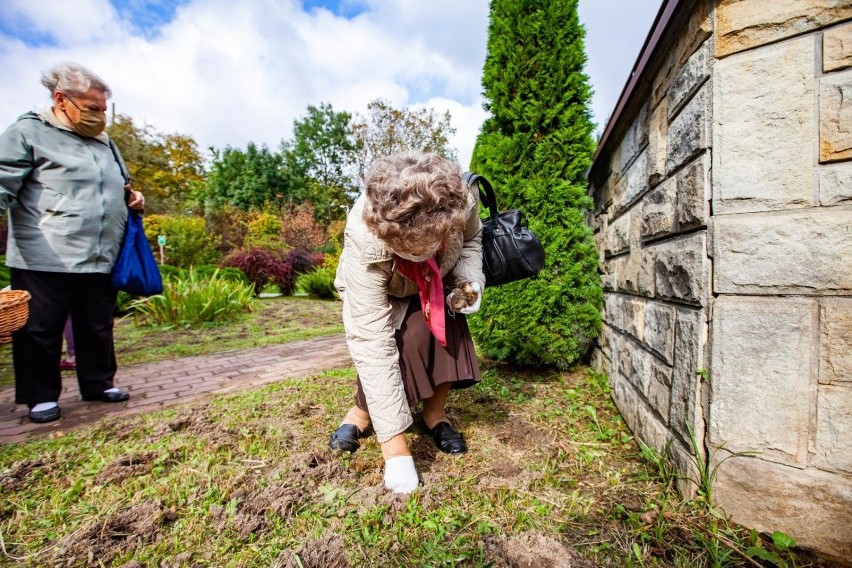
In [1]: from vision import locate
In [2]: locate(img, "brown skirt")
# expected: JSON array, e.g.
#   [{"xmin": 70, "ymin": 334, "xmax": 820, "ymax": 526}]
[{"xmin": 355, "ymin": 298, "xmax": 481, "ymax": 410}]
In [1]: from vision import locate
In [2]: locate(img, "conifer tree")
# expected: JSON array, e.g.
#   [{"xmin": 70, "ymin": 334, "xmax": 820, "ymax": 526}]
[{"xmin": 469, "ymin": 0, "xmax": 601, "ymax": 368}]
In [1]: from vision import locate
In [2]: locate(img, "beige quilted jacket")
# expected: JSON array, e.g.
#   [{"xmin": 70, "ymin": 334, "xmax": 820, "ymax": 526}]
[{"xmin": 334, "ymin": 186, "xmax": 484, "ymax": 442}]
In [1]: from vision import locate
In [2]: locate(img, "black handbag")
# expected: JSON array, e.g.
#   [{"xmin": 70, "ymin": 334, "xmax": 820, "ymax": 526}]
[{"xmin": 464, "ymin": 172, "xmax": 545, "ymax": 287}]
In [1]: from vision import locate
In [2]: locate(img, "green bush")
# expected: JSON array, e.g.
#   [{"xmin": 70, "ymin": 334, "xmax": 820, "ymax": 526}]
[
  {"xmin": 297, "ymin": 266, "xmax": 337, "ymax": 300},
  {"xmin": 130, "ymin": 268, "xmax": 254, "ymax": 326},
  {"xmin": 144, "ymin": 214, "xmax": 220, "ymax": 268},
  {"xmin": 468, "ymin": 0, "xmax": 602, "ymax": 369}
]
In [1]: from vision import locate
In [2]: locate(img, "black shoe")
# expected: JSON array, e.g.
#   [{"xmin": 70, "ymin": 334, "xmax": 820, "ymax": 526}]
[
  {"xmin": 329, "ymin": 424, "xmax": 366, "ymax": 453},
  {"xmin": 82, "ymin": 389, "xmax": 130, "ymax": 403},
  {"xmin": 423, "ymin": 421, "xmax": 467, "ymax": 454},
  {"xmin": 29, "ymin": 405, "xmax": 61, "ymax": 423}
]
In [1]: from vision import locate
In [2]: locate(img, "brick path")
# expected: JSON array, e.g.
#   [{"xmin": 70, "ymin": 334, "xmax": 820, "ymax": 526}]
[{"xmin": 0, "ymin": 334, "xmax": 351, "ymax": 444}]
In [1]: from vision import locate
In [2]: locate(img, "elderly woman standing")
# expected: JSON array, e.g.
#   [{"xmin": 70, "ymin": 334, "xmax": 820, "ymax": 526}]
[
  {"xmin": 0, "ymin": 62, "xmax": 143, "ymax": 423},
  {"xmin": 330, "ymin": 151, "xmax": 484, "ymax": 493}
]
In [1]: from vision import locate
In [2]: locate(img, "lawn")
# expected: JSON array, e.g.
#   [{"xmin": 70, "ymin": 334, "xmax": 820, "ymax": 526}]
[
  {"xmin": 0, "ymin": 298, "xmax": 832, "ymax": 566},
  {"xmin": 0, "ymin": 296, "xmax": 344, "ymax": 388}
]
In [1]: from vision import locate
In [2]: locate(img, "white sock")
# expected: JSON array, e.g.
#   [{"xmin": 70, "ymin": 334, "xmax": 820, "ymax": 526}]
[
  {"xmin": 104, "ymin": 387, "xmax": 120, "ymax": 394},
  {"xmin": 383, "ymin": 455, "xmax": 419, "ymax": 494},
  {"xmin": 31, "ymin": 402, "xmax": 58, "ymax": 412}
]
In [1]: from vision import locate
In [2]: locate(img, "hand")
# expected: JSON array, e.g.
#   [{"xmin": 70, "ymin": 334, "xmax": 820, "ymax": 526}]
[
  {"xmin": 126, "ymin": 185, "xmax": 145, "ymax": 211},
  {"xmin": 384, "ymin": 455, "xmax": 419, "ymax": 493},
  {"xmin": 459, "ymin": 282, "xmax": 482, "ymax": 314}
]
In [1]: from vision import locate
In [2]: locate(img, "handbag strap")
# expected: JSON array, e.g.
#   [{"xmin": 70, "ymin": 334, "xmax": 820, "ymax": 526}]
[
  {"xmin": 463, "ymin": 172, "xmax": 499, "ymax": 220},
  {"xmin": 108, "ymin": 139, "xmax": 131, "ymax": 185},
  {"xmin": 108, "ymin": 138, "xmax": 138, "ymax": 210}
]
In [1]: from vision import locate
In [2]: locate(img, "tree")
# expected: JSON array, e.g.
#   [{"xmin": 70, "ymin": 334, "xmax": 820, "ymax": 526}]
[
  {"xmin": 468, "ymin": 0, "xmax": 602, "ymax": 369},
  {"xmin": 153, "ymin": 133, "xmax": 205, "ymax": 214},
  {"xmin": 202, "ymin": 143, "xmax": 293, "ymax": 212},
  {"xmin": 283, "ymin": 103, "xmax": 358, "ymax": 222},
  {"xmin": 107, "ymin": 114, "xmax": 167, "ymax": 204},
  {"xmin": 351, "ymin": 99, "xmax": 458, "ymax": 180},
  {"xmin": 107, "ymin": 114, "xmax": 205, "ymax": 215}
]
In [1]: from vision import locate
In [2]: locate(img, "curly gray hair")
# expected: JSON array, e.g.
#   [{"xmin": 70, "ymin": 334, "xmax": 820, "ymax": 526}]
[
  {"xmin": 362, "ymin": 151, "xmax": 468, "ymax": 257},
  {"xmin": 41, "ymin": 62, "xmax": 112, "ymax": 98}
]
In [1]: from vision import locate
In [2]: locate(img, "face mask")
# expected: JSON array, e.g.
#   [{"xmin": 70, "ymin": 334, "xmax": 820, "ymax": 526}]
[{"xmin": 63, "ymin": 96, "xmax": 107, "ymax": 137}]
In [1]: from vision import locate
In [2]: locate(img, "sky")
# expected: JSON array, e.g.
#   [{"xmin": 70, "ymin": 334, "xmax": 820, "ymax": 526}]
[{"xmin": 0, "ymin": 0, "xmax": 661, "ymax": 170}]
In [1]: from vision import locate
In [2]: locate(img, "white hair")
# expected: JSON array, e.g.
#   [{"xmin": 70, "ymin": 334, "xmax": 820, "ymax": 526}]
[{"xmin": 40, "ymin": 62, "xmax": 112, "ymax": 98}]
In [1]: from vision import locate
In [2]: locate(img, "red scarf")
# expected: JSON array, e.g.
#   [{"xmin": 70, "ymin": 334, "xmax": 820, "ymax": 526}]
[{"xmin": 394, "ymin": 254, "xmax": 446, "ymax": 347}]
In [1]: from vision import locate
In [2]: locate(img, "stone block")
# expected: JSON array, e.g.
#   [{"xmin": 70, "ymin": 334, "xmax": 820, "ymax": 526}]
[
  {"xmin": 644, "ymin": 301, "xmax": 676, "ymax": 364},
  {"xmin": 669, "ymin": 42, "xmax": 711, "ymax": 120},
  {"xmin": 714, "ymin": 209, "xmax": 852, "ymax": 294},
  {"xmin": 714, "ymin": 455, "xmax": 852, "ymax": 561},
  {"xmin": 713, "ymin": 38, "xmax": 814, "ymax": 213},
  {"xmin": 715, "ymin": 0, "xmax": 852, "ymax": 58},
  {"xmin": 604, "ymin": 211, "xmax": 630, "ymax": 257},
  {"xmin": 647, "ymin": 99, "xmax": 668, "ymax": 187},
  {"xmin": 675, "ymin": 152, "xmax": 710, "ymax": 231},
  {"xmin": 675, "ymin": 0, "xmax": 713, "ymax": 68},
  {"xmin": 622, "ymin": 297, "xmax": 646, "ymax": 343},
  {"xmin": 610, "ymin": 371, "xmax": 639, "ymax": 434},
  {"xmin": 606, "ymin": 249, "xmax": 655, "ymax": 297},
  {"xmin": 710, "ymin": 297, "xmax": 814, "ymax": 463},
  {"xmin": 819, "ymin": 162, "xmax": 852, "ymax": 206},
  {"xmin": 666, "ymin": 83, "xmax": 710, "ymax": 174},
  {"xmin": 603, "ymin": 294, "xmax": 625, "ymax": 332},
  {"xmin": 820, "ymin": 298, "xmax": 852, "ymax": 384},
  {"xmin": 814, "ymin": 384, "xmax": 852, "ymax": 474},
  {"xmin": 615, "ymin": 102, "xmax": 650, "ymax": 176},
  {"xmin": 632, "ymin": 400, "xmax": 672, "ymax": 452},
  {"xmin": 670, "ymin": 307, "xmax": 707, "ymax": 445},
  {"xmin": 668, "ymin": 438, "xmax": 701, "ymax": 498},
  {"xmin": 824, "ymin": 21, "xmax": 852, "ymax": 72},
  {"xmin": 820, "ymin": 71, "xmax": 852, "ymax": 163},
  {"xmin": 613, "ymin": 151, "xmax": 650, "ymax": 217},
  {"xmin": 640, "ymin": 178, "xmax": 676, "ymax": 242},
  {"xmin": 646, "ymin": 357, "xmax": 673, "ymax": 423},
  {"xmin": 618, "ymin": 340, "xmax": 647, "ymax": 392},
  {"xmin": 652, "ymin": 233, "xmax": 708, "ymax": 306}
]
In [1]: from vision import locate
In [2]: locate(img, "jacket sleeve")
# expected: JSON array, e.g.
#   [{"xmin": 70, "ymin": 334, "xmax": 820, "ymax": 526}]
[
  {"xmin": 0, "ymin": 123, "xmax": 33, "ymax": 215},
  {"xmin": 448, "ymin": 190, "xmax": 485, "ymax": 289},
  {"xmin": 336, "ymin": 235, "xmax": 413, "ymax": 443}
]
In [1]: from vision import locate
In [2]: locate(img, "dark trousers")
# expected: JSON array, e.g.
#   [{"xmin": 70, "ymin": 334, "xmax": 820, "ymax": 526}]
[{"xmin": 12, "ymin": 268, "xmax": 118, "ymax": 407}]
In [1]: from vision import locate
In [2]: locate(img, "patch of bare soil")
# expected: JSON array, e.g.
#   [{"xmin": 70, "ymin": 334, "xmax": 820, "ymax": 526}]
[
  {"xmin": 497, "ymin": 416, "xmax": 548, "ymax": 449},
  {"xmin": 96, "ymin": 452, "xmax": 160, "ymax": 484},
  {"xmin": 291, "ymin": 449, "xmax": 356, "ymax": 484},
  {"xmin": 0, "ymin": 459, "xmax": 45, "ymax": 491},
  {"xmin": 211, "ymin": 480, "xmax": 310, "ymax": 541},
  {"xmin": 273, "ymin": 531, "xmax": 351, "ymax": 568},
  {"xmin": 54, "ymin": 501, "xmax": 173, "ymax": 567},
  {"xmin": 147, "ymin": 406, "xmax": 240, "ymax": 447},
  {"xmin": 483, "ymin": 532, "xmax": 596, "ymax": 568}
]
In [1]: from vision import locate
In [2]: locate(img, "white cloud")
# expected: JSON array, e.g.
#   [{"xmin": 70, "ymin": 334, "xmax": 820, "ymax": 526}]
[{"xmin": 0, "ymin": 0, "xmax": 490, "ymax": 167}]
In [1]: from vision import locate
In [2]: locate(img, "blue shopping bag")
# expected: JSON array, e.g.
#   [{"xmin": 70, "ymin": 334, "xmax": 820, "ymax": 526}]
[{"xmin": 110, "ymin": 209, "xmax": 163, "ymax": 296}]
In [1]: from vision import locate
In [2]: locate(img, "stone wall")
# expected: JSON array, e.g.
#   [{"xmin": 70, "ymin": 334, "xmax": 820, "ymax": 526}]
[
  {"xmin": 589, "ymin": 0, "xmax": 715, "ymax": 495},
  {"xmin": 709, "ymin": 2, "xmax": 852, "ymax": 560},
  {"xmin": 589, "ymin": 0, "xmax": 852, "ymax": 561}
]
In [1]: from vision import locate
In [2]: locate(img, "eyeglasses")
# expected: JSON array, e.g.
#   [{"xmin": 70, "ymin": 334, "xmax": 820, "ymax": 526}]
[{"xmin": 63, "ymin": 95, "xmax": 106, "ymax": 113}]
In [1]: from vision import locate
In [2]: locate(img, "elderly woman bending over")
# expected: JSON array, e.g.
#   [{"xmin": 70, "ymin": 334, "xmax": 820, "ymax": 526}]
[
  {"xmin": 330, "ymin": 151, "xmax": 485, "ymax": 493},
  {"xmin": 0, "ymin": 62, "xmax": 143, "ymax": 423}
]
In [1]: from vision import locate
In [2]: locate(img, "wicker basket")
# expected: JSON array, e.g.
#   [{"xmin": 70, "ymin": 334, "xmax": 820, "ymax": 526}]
[{"xmin": 0, "ymin": 290, "xmax": 31, "ymax": 344}]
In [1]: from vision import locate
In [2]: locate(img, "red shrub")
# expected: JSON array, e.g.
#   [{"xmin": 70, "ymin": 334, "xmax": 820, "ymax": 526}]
[{"xmin": 223, "ymin": 248, "xmax": 293, "ymax": 296}]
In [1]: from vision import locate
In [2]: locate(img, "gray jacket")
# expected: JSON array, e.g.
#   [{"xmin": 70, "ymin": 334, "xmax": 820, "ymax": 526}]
[
  {"xmin": 0, "ymin": 109, "xmax": 127, "ymax": 273},
  {"xmin": 334, "ymin": 189, "xmax": 484, "ymax": 442}
]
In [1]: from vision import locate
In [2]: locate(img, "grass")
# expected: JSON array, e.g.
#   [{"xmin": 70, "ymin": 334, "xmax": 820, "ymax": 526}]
[
  {"xmin": 0, "ymin": 296, "xmax": 343, "ymax": 387},
  {"xmin": 0, "ymin": 363, "xmax": 831, "ymax": 566}
]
